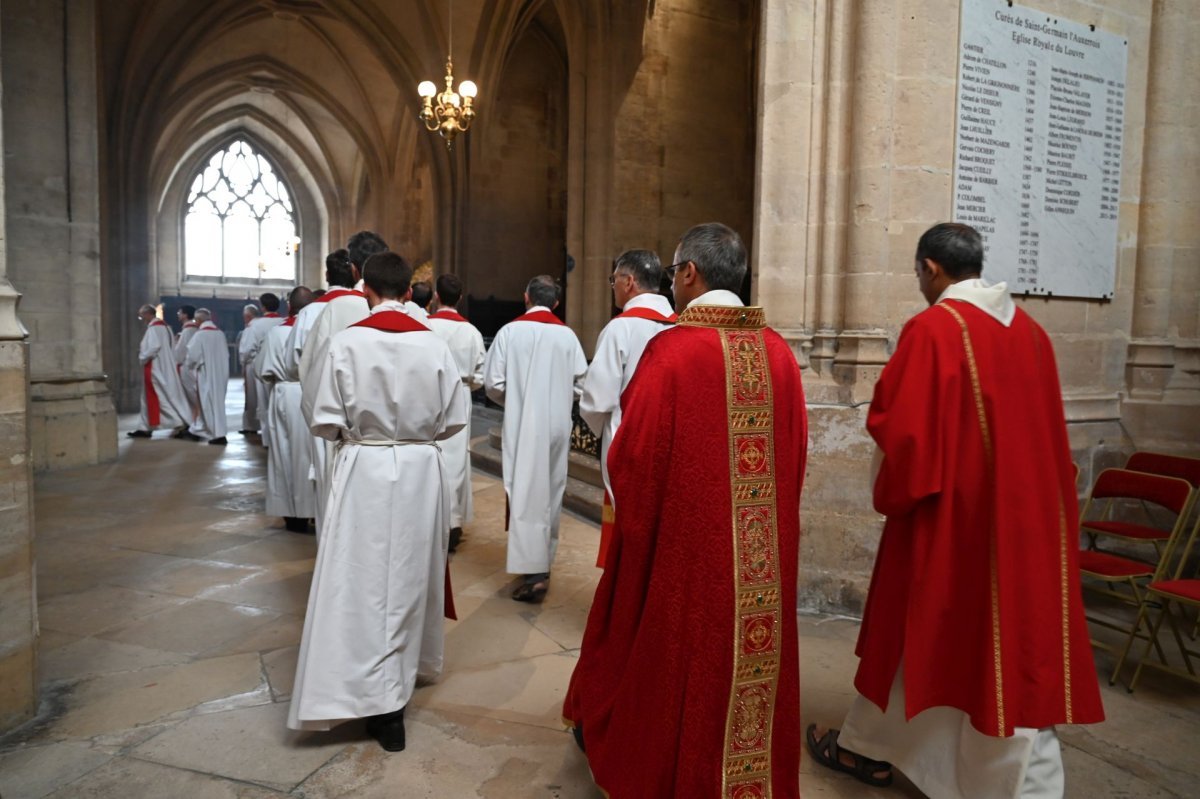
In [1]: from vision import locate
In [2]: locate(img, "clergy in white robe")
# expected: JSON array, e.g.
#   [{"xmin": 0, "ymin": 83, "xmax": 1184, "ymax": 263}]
[
  {"xmin": 288, "ymin": 253, "xmax": 466, "ymax": 753},
  {"xmin": 185, "ymin": 311, "xmax": 230, "ymax": 444},
  {"xmin": 256, "ymin": 288, "xmax": 317, "ymax": 531},
  {"xmin": 237, "ymin": 305, "xmax": 262, "ymax": 435},
  {"xmin": 426, "ymin": 274, "xmax": 486, "ymax": 546},
  {"xmin": 239, "ymin": 298, "xmax": 285, "ymax": 444},
  {"xmin": 483, "ymin": 275, "xmax": 588, "ymax": 601},
  {"xmin": 579, "ymin": 250, "xmax": 677, "ymax": 567},
  {"xmin": 129, "ymin": 305, "xmax": 191, "ymax": 437},
  {"xmin": 174, "ymin": 306, "xmax": 201, "ymax": 421}
]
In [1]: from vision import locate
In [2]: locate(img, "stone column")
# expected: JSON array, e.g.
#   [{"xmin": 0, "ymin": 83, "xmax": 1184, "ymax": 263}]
[
  {"xmin": 0, "ymin": 4, "xmax": 38, "ymax": 729},
  {"xmin": 1, "ymin": 0, "xmax": 115, "ymax": 470},
  {"xmin": 1125, "ymin": 0, "xmax": 1200, "ymax": 446}
]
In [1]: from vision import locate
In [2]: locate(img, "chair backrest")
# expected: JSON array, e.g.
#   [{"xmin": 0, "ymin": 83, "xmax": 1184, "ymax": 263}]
[
  {"xmin": 1125, "ymin": 451, "xmax": 1200, "ymax": 491},
  {"xmin": 1090, "ymin": 468, "xmax": 1193, "ymax": 515}
]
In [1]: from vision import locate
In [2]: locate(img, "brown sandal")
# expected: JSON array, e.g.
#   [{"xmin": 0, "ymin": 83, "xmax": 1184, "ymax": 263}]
[{"xmin": 511, "ymin": 581, "xmax": 548, "ymax": 603}]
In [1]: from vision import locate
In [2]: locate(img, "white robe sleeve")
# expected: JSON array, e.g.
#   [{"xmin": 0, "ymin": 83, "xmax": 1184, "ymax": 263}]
[
  {"xmin": 572, "ymin": 336, "xmax": 589, "ymax": 401},
  {"xmin": 468, "ymin": 330, "xmax": 486, "ymax": 390},
  {"xmin": 185, "ymin": 333, "xmax": 203, "ymax": 371},
  {"xmin": 579, "ymin": 323, "xmax": 623, "ymax": 437},
  {"xmin": 309, "ymin": 347, "xmax": 349, "ymax": 442},
  {"xmin": 483, "ymin": 330, "xmax": 507, "ymax": 406},
  {"xmin": 138, "ymin": 328, "xmax": 156, "ymax": 365},
  {"xmin": 438, "ymin": 350, "xmax": 469, "ymax": 441}
]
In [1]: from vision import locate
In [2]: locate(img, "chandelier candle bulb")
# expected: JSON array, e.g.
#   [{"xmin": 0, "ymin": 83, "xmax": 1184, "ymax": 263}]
[{"xmin": 416, "ymin": 56, "xmax": 478, "ymax": 148}]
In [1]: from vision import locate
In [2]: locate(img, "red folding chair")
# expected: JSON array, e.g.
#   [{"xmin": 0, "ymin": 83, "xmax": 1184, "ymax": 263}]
[
  {"xmin": 1125, "ymin": 501, "xmax": 1200, "ymax": 691},
  {"xmin": 1078, "ymin": 468, "xmax": 1194, "ymax": 683}
]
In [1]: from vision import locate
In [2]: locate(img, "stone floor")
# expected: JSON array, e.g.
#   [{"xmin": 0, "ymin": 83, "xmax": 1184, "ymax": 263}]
[{"xmin": 0, "ymin": 392, "xmax": 1198, "ymax": 797}]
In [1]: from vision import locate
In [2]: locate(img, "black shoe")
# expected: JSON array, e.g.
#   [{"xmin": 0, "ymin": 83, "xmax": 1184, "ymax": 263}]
[
  {"xmin": 208, "ymin": 436, "xmax": 228, "ymax": 446},
  {"xmin": 126, "ymin": 430, "xmax": 153, "ymax": 439},
  {"xmin": 366, "ymin": 707, "xmax": 406, "ymax": 752},
  {"xmin": 238, "ymin": 429, "xmax": 256, "ymax": 436},
  {"xmin": 448, "ymin": 527, "xmax": 463, "ymax": 553},
  {"xmin": 283, "ymin": 517, "xmax": 309, "ymax": 533},
  {"xmin": 170, "ymin": 425, "xmax": 189, "ymax": 439},
  {"xmin": 175, "ymin": 430, "xmax": 202, "ymax": 442}
]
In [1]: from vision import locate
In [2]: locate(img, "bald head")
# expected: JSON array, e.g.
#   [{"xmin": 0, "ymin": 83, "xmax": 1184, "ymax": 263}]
[
  {"xmin": 288, "ymin": 286, "xmax": 314, "ymax": 316},
  {"xmin": 195, "ymin": 308, "xmax": 212, "ymax": 323}
]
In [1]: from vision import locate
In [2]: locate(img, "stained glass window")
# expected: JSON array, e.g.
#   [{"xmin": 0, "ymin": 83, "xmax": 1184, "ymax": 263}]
[{"xmin": 184, "ymin": 139, "xmax": 298, "ymax": 282}]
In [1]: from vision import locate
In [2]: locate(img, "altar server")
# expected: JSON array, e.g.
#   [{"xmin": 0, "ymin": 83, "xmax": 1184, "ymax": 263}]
[
  {"xmin": 183, "ymin": 308, "xmax": 230, "ymax": 445},
  {"xmin": 483, "ymin": 275, "xmax": 588, "ymax": 602},
  {"xmin": 257, "ymin": 287, "xmax": 316, "ymax": 532},
  {"xmin": 288, "ymin": 252, "xmax": 466, "ymax": 753},
  {"xmin": 426, "ymin": 273, "xmax": 486, "ymax": 551},
  {"xmin": 128, "ymin": 304, "xmax": 192, "ymax": 439},
  {"xmin": 579, "ymin": 249, "xmax": 676, "ymax": 566}
]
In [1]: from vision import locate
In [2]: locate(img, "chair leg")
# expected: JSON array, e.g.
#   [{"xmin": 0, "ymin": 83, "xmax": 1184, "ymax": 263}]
[
  {"xmin": 1111, "ymin": 599, "xmax": 1152, "ymax": 686},
  {"xmin": 1163, "ymin": 603, "xmax": 1196, "ymax": 677},
  {"xmin": 1129, "ymin": 603, "xmax": 1171, "ymax": 693}
]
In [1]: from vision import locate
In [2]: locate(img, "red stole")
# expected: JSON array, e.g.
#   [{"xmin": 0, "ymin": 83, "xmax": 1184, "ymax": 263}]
[
  {"xmin": 283, "ymin": 316, "xmax": 297, "ymax": 327},
  {"xmin": 198, "ymin": 321, "xmax": 219, "ymax": 332},
  {"xmin": 617, "ymin": 306, "xmax": 677, "ymax": 324},
  {"xmin": 143, "ymin": 361, "xmax": 160, "ymax": 427},
  {"xmin": 264, "ymin": 312, "xmax": 281, "ymax": 318},
  {"xmin": 432, "ymin": 309, "xmax": 470, "ymax": 323},
  {"xmin": 315, "ymin": 288, "xmax": 365, "ymax": 303},
  {"xmin": 514, "ymin": 309, "xmax": 566, "ymax": 325},
  {"xmin": 349, "ymin": 310, "xmax": 429, "ymax": 333}
]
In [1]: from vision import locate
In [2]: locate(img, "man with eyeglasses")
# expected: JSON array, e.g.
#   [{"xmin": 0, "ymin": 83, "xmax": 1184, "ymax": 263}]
[
  {"xmin": 565, "ymin": 222, "xmax": 808, "ymax": 798},
  {"xmin": 483, "ymin": 275, "xmax": 588, "ymax": 603},
  {"xmin": 579, "ymin": 249, "xmax": 676, "ymax": 567}
]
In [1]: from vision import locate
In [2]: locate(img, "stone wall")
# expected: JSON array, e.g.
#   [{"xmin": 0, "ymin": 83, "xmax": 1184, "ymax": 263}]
[
  {"xmin": 0, "ymin": 3, "xmax": 38, "ymax": 728},
  {"xmin": 756, "ymin": 0, "xmax": 1198, "ymax": 612},
  {"xmin": 1, "ymin": 0, "xmax": 115, "ymax": 470}
]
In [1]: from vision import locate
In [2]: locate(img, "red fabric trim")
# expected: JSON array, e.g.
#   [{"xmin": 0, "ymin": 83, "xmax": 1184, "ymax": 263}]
[
  {"xmin": 143, "ymin": 361, "xmax": 161, "ymax": 427},
  {"xmin": 149, "ymin": 319, "xmax": 166, "ymax": 327},
  {"xmin": 1082, "ymin": 520, "xmax": 1171, "ymax": 542},
  {"xmin": 314, "ymin": 288, "xmax": 365, "ymax": 303},
  {"xmin": 1150, "ymin": 579, "xmax": 1200, "ymax": 604},
  {"xmin": 182, "ymin": 321, "xmax": 198, "ymax": 329},
  {"xmin": 515, "ymin": 309, "xmax": 566, "ymax": 325},
  {"xmin": 617, "ymin": 307, "xmax": 677, "ymax": 324},
  {"xmin": 263, "ymin": 312, "xmax": 281, "ymax": 318},
  {"xmin": 444, "ymin": 563, "xmax": 457, "ymax": 620},
  {"xmin": 596, "ymin": 491, "xmax": 614, "ymax": 568},
  {"xmin": 1078, "ymin": 550, "xmax": 1155, "ymax": 579},
  {"xmin": 432, "ymin": 309, "xmax": 470, "ymax": 323},
  {"xmin": 283, "ymin": 316, "xmax": 297, "ymax": 327},
  {"xmin": 198, "ymin": 321, "xmax": 219, "ymax": 331},
  {"xmin": 349, "ymin": 310, "xmax": 429, "ymax": 333}
]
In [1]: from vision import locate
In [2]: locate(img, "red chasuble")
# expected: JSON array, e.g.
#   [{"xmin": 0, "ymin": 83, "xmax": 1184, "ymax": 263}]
[
  {"xmin": 565, "ymin": 305, "xmax": 807, "ymax": 799},
  {"xmin": 854, "ymin": 300, "xmax": 1104, "ymax": 737}
]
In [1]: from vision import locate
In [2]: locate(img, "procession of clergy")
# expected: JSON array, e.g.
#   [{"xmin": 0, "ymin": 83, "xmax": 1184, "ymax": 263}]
[{"xmin": 129, "ymin": 221, "xmax": 1103, "ymax": 799}]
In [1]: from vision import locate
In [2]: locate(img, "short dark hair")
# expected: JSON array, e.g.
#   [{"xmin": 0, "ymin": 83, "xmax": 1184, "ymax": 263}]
[
  {"xmin": 677, "ymin": 223, "xmax": 747, "ymax": 293},
  {"xmin": 325, "ymin": 249, "xmax": 355, "ymax": 288},
  {"xmin": 614, "ymin": 249, "xmax": 662, "ymax": 292},
  {"xmin": 288, "ymin": 286, "xmax": 314, "ymax": 315},
  {"xmin": 915, "ymin": 223, "xmax": 983, "ymax": 279},
  {"xmin": 526, "ymin": 275, "xmax": 560, "ymax": 308},
  {"xmin": 347, "ymin": 230, "xmax": 389, "ymax": 269},
  {"xmin": 363, "ymin": 252, "xmax": 413, "ymax": 299},
  {"xmin": 312, "ymin": 288, "xmax": 326, "ymax": 299},
  {"xmin": 179, "ymin": 304, "xmax": 196, "ymax": 319},
  {"xmin": 259, "ymin": 293, "xmax": 281, "ymax": 312},
  {"xmin": 436, "ymin": 273, "xmax": 464, "ymax": 306},
  {"xmin": 411, "ymin": 281, "xmax": 433, "ymax": 309}
]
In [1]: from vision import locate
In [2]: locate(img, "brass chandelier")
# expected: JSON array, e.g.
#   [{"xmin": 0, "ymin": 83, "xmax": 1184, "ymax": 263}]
[{"xmin": 417, "ymin": 0, "xmax": 478, "ymax": 148}]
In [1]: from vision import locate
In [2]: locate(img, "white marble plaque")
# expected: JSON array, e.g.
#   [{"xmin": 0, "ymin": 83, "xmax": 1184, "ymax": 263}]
[{"xmin": 953, "ymin": 0, "xmax": 1127, "ymax": 299}]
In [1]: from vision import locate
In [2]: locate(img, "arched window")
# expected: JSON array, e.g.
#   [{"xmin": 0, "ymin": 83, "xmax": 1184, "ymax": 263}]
[{"xmin": 184, "ymin": 139, "xmax": 298, "ymax": 282}]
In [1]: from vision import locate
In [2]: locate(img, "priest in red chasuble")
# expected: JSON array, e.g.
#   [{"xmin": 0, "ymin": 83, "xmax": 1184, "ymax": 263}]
[
  {"xmin": 808, "ymin": 223, "xmax": 1104, "ymax": 798},
  {"xmin": 564, "ymin": 223, "xmax": 808, "ymax": 799}
]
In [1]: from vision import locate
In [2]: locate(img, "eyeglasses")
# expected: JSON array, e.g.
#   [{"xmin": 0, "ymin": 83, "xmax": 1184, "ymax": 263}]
[
  {"xmin": 666, "ymin": 260, "xmax": 690, "ymax": 278},
  {"xmin": 608, "ymin": 271, "xmax": 631, "ymax": 287}
]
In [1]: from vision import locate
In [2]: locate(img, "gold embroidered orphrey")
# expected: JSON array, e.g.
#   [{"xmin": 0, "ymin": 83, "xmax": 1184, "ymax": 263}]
[
  {"xmin": 681, "ymin": 305, "xmax": 780, "ymax": 799},
  {"xmin": 938, "ymin": 301, "xmax": 1007, "ymax": 735}
]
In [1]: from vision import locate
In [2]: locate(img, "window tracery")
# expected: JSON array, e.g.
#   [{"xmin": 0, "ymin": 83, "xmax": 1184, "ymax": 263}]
[{"xmin": 184, "ymin": 139, "xmax": 298, "ymax": 282}]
